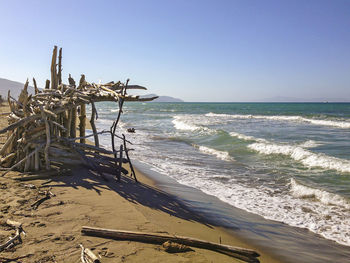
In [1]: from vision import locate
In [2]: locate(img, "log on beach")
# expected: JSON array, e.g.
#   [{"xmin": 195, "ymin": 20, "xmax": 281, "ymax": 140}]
[{"xmin": 81, "ymin": 226, "xmax": 260, "ymax": 262}]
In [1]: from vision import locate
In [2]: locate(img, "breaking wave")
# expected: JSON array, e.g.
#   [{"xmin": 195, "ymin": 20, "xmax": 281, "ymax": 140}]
[
  {"xmin": 290, "ymin": 178, "xmax": 350, "ymax": 208},
  {"xmin": 206, "ymin": 112, "xmax": 350, "ymax": 129},
  {"xmin": 192, "ymin": 144, "xmax": 234, "ymax": 161},
  {"xmin": 248, "ymin": 141, "xmax": 350, "ymax": 173},
  {"xmin": 229, "ymin": 131, "xmax": 267, "ymax": 142},
  {"xmin": 172, "ymin": 116, "xmax": 200, "ymax": 131}
]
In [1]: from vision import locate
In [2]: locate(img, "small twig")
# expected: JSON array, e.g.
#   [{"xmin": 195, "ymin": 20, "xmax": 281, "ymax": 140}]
[{"xmin": 31, "ymin": 189, "xmax": 54, "ymax": 210}]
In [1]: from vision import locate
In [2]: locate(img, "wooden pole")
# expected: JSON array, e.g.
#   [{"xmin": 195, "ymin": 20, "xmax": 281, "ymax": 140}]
[
  {"xmin": 66, "ymin": 110, "xmax": 72, "ymax": 138},
  {"xmin": 39, "ymin": 106, "xmax": 51, "ymax": 170},
  {"xmin": 45, "ymin": 79, "xmax": 50, "ymax": 90},
  {"xmin": 58, "ymin": 47, "xmax": 62, "ymax": 85},
  {"xmin": 79, "ymin": 104, "xmax": 86, "ymax": 143},
  {"xmin": 70, "ymin": 106, "xmax": 77, "ymax": 138},
  {"xmin": 33, "ymin": 78, "xmax": 39, "ymax": 94},
  {"xmin": 50, "ymin": 46, "xmax": 58, "ymax": 89},
  {"xmin": 90, "ymin": 101, "xmax": 99, "ymax": 147}
]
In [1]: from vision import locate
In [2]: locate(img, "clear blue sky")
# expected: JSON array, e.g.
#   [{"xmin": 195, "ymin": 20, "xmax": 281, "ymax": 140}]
[{"xmin": 0, "ymin": 0, "xmax": 349, "ymax": 101}]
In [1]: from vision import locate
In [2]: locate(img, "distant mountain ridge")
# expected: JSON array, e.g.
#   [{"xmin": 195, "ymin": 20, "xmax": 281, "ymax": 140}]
[
  {"xmin": 142, "ymin": 93, "xmax": 184, "ymax": 102},
  {"xmin": 260, "ymin": 96, "xmax": 350, "ymax": 103},
  {"xmin": 0, "ymin": 78, "xmax": 35, "ymax": 99}
]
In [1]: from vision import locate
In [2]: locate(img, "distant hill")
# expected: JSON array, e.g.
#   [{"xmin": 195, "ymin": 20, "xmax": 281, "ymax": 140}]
[
  {"xmin": 0, "ymin": 78, "xmax": 35, "ymax": 99},
  {"xmin": 142, "ymin": 93, "xmax": 184, "ymax": 102},
  {"xmin": 261, "ymin": 96, "xmax": 350, "ymax": 103}
]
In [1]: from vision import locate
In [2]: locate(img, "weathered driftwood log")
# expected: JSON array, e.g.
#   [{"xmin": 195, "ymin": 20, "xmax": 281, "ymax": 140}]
[
  {"xmin": 85, "ymin": 248, "xmax": 100, "ymax": 263},
  {"xmin": 0, "ymin": 115, "xmax": 41, "ymax": 134},
  {"xmin": 81, "ymin": 227, "xmax": 260, "ymax": 262},
  {"xmin": 90, "ymin": 101, "xmax": 99, "ymax": 147},
  {"xmin": 33, "ymin": 77, "xmax": 39, "ymax": 94},
  {"xmin": 71, "ymin": 106, "xmax": 77, "ymax": 138},
  {"xmin": 79, "ymin": 244, "xmax": 100, "ymax": 263},
  {"xmin": 79, "ymin": 104, "xmax": 86, "ymax": 143},
  {"xmin": 0, "ymin": 132, "xmax": 16, "ymax": 156},
  {"xmin": 39, "ymin": 106, "xmax": 51, "ymax": 170},
  {"xmin": 58, "ymin": 47, "xmax": 62, "ymax": 85},
  {"xmin": 0, "ymin": 220, "xmax": 25, "ymax": 252},
  {"xmin": 51, "ymin": 46, "xmax": 58, "ymax": 89}
]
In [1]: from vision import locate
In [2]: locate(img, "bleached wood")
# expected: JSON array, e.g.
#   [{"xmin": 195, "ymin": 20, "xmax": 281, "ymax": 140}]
[{"xmin": 81, "ymin": 227, "xmax": 260, "ymax": 262}]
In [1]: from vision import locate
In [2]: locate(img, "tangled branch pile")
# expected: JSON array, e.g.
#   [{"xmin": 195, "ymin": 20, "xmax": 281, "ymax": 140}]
[{"xmin": 0, "ymin": 46, "xmax": 157, "ymax": 180}]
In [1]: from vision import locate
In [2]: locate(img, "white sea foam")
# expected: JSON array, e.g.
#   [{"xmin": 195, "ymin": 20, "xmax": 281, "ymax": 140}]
[
  {"xmin": 193, "ymin": 144, "xmax": 234, "ymax": 162},
  {"xmin": 248, "ymin": 141, "xmax": 350, "ymax": 173},
  {"xmin": 290, "ymin": 179, "xmax": 350, "ymax": 208},
  {"xmin": 206, "ymin": 112, "xmax": 350, "ymax": 129},
  {"xmin": 172, "ymin": 119, "xmax": 199, "ymax": 131},
  {"xmin": 299, "ymin": 140, "xmax": 322, "ymax": 148},
  {"xmin": 136, "ymin": 149, "xmax": 350, "ymax": 246},
  {"xmin": 96, "ymin": 106, "xmax": 350, "ymax": 247},
  {"xmin": 190, "ymin": 177, "xmax": 350, "ymax": 246},
  {"xmin": 229, "ymin": 131, "xmax": 267, "ymax": 142},
  {"xmin": 172, "ymin": 115, "xmax": 211, "ymax": 132},
  {"xmin": 102, "ymin": 126, "xmax": 350, "ymax": 246}
]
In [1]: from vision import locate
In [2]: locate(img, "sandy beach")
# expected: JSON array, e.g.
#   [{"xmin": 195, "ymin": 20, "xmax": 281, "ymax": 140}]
[{"xmin": 0, "ymin": 104, "xmax": 282, "ymax": 262}]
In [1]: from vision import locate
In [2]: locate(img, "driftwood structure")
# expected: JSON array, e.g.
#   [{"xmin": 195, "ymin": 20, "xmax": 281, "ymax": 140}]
[{"xmin": 0, "ymin": 46, "xmax": 157, "ymax": 181}]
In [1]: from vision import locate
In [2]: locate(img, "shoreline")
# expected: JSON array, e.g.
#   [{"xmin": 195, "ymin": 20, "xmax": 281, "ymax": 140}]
[
  {"xmin": 134, "ymin": 160, "xmax": 350, "ymax": 263},
  {"xmin": 0, "ymin": 104, "xmax": 280, "ymax": 262}
]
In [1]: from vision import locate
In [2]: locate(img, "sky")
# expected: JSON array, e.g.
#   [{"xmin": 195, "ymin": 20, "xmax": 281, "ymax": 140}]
[{"xmin": 0, "ymin": 0, "xmax": 349, "ymax": 102}]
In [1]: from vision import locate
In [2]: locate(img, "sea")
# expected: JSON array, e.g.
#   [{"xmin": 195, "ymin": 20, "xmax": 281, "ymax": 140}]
[{"xmin": 90, "ymin": 102, "xmax": 350, "ymax": 262}]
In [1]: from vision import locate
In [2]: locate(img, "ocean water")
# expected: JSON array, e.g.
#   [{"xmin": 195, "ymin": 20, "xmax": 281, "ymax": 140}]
[{"xmin": 91, "ymin": 102, "xmax": 350, "ymax": 248}]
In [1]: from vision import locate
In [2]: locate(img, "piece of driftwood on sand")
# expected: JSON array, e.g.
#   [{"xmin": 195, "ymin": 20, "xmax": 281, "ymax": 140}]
[
  {"xmin": 0, "ymin": 220, "xmax": 26, "ymax": 253},
  {"xmin": 81, "ymin": 226, "xmax": 260, "ymax": 263},
  {"xmin": 0, "ymin": 46, "xmax": 157, "ymax": 182},
  {"xmin": 79, "ymin": 244, "xmax": 100, "ymax": 263}
]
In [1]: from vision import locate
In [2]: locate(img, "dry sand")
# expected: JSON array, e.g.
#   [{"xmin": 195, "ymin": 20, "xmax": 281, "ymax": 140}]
[{"xmin": 0, "ymin": 104, "xmax": 281, "ymax": 263}]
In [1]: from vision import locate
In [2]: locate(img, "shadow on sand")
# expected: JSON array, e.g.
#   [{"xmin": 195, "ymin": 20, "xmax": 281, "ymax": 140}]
[{"xmin": 42, "ymin": 166, "xmax": 214, "ymax": 228}]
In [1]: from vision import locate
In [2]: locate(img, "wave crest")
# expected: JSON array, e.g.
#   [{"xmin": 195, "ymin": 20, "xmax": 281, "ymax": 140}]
[
  {"xmin": 290, "ymin": 179, "xmax": 350, "ymax": 208},
  {"xmin": 193, "ymin": 144, "xmax": 234, "ymax": 162},
  {"xmin": 206, "ymin": 112, "xmax": 350, "ymax": 129},
  {"xmin": 248, "ymin": 142, "xmax": 350, "ymax": 173}
]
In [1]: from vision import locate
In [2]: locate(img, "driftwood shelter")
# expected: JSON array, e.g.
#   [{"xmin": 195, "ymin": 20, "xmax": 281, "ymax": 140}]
[
  {"xmin": 0, "ymin": 46, "xmax": 261, "ymax": 263},
  {"xmin": 0, "ymin": 46, "xmax": 157, "ymax": 181}
]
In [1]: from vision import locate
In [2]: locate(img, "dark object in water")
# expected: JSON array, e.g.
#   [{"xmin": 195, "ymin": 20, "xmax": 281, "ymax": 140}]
[{"xmin": 127, "ymin": 128, "xmax": 135, "ymax": 133}]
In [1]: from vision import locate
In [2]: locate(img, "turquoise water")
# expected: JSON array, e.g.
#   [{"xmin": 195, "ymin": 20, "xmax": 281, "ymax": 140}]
[{"xmin": 93, "ymin": 102, "xmax": 350, "ymax": 247}]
